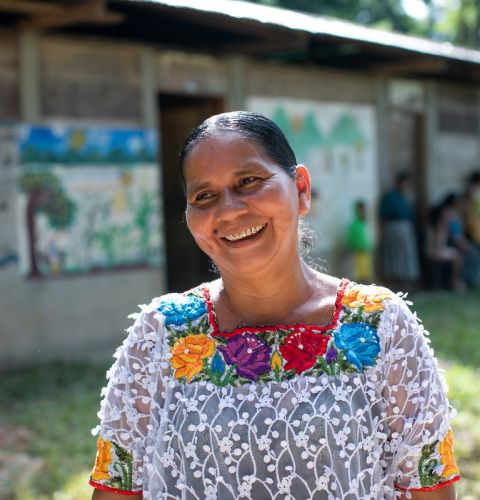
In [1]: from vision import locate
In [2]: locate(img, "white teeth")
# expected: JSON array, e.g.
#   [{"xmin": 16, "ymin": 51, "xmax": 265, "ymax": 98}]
[{"xmin": 225, "ymin": 224, "xmax": 266, "ymax": 241}]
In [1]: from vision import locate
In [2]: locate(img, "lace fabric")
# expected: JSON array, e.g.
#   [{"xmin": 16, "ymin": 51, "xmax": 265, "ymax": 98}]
[{"xmin": 90, "ymin": 282, "xmax": 459, "ymax": 499}]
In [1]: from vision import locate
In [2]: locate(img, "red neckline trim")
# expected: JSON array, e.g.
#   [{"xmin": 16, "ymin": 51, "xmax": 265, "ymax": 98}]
[
  {"xmin": 201, "ymin": 277, "xmax": 350, "ymax": 337},
  {"xmin": 395, "ymin": 474, "xmax": 460, "ymax": 492},
  {"xmin": 89, "ymin": 479, "xmax": 142, "ymax": 495}
]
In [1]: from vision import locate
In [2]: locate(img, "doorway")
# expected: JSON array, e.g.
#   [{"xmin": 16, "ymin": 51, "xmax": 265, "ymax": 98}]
[{"xmin": 159, "ymin": 94, "xmax": 224, "ymax": 292}]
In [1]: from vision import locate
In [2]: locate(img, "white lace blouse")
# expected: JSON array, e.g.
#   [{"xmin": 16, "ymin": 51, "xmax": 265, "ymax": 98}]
[{"xmin": 89, "ymin": 279, "xmax": 460, "ymax": 499}]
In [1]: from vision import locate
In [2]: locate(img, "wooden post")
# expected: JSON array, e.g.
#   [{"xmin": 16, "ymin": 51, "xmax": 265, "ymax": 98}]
[
  {"xmin": 375, "ymin": 77, "xmax": 389, "ymax": 192},
  {"xmin": 227, "ymin": 55, "xmax": 246, "ymax": 111},
  {"xmin": 140, "ymin": 46, "xmax": 157, "ymax": 129},
  {"xmin": 19, "ymin": 30, "xmax": 40, "ymax": 122},
  {"xmin": 424, "ymin": 81, "xmax": 438, "ymax": 206}
]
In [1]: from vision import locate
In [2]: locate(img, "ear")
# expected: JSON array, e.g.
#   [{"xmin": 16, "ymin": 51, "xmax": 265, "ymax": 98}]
[{"xmin": 295, "ymin": 164, "xmax": 311, "ymax": 215}]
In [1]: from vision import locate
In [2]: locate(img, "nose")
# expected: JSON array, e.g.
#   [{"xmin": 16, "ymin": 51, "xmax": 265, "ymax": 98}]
[{"xmin": 216, "ymin": 189, "xmax": 248, "ymax": 222}]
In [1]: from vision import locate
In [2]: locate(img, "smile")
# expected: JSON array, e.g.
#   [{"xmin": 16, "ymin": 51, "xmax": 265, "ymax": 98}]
[{"xmin": 224, "ymin": 224, "xmax": 266, "ymax": 241}]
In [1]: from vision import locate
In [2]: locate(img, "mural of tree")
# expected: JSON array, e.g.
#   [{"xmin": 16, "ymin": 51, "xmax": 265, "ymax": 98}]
[
  {"xmin": 134, "ymin": 192, "xmax": 156, "ymax": 260},
  {"xmin": 272, "ymin": 107, "xmax": 325, "ymax": 160},
  {"xmin": 329, "ymin": 113, "xmax": 366, "ymax": 149},
  {"xmin": 19, "ymin": 171, "xmax": 76, "ymax": 277}
]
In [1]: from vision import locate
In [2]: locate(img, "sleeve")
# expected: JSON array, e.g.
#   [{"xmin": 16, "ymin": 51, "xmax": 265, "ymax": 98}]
[
  {"xmin": 89, "ymin": 302, "xmax": 165, "ymax": 495},
  {"xmin": 379, "ymin": 296, "xmax": 460, "ymax": 494}
]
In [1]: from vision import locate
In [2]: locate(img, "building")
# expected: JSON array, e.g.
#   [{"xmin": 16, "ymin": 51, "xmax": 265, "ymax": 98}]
[{"xmin": 1, "ymin": 0, "xmax": 479, "ymax": 366}]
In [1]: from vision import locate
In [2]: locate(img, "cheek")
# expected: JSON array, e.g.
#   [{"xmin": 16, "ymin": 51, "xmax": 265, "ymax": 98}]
[{"xmin": 186, "ymin": 209, "xmax": 216, "ymax": 251}]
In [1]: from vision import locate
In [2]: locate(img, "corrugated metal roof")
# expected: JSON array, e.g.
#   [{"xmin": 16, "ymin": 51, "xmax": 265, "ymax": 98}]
[{"xmin": 124, "ymin": 0, "xmax": 480, "ymax": 65}]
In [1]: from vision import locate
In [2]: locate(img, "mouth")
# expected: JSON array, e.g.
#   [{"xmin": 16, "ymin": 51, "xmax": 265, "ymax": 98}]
[{"xmin": 224, "ymin": 223, "xmax": 267, "ymax": 242}]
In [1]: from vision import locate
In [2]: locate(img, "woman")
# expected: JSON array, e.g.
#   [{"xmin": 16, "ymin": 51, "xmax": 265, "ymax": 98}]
[
  {"xmin": 90, "ymin": 112, "xmax": 459, "ymax": 499},
  {"xmin": 379, "ymin": 172, "xmax": 420, "ymax": 290}
]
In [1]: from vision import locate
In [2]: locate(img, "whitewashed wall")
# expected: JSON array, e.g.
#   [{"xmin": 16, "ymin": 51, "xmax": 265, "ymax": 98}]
[{"xmin": 247, "ymin": 97, "xmax": 378, "ymax": 273}]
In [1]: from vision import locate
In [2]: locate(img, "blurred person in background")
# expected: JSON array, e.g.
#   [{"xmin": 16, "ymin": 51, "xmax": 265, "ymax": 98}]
[
  {"xmin": 464, "ymin": 170, "xmax": 480, "ymax": 249},
  {"xmin": 345, "ymin": 199, "xmax": 373, "ymax": 282},
  {"xmin": 443, "ymin": 192, "xmax": 480, "ymax": 289},
  {"xmin": 379, "ymin": 172, "xmax": 420, "ymax": 290},
  {"xmin": 90, "ymin": 112, "xmax": 459, "ymax": 500},
  {"xmin": 426, "ymin": 203, "xmax": 465, "ymax": 292}
]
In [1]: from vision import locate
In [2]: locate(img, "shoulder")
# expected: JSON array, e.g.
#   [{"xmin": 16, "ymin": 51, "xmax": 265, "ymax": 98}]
[
  {"xmin": 156, "ymin": 285, "xmax": 209, "ymax": 327},
  {"xmin": 339, "ymin": 281, "xmax": 419, "ymax": 351},
  {"xmin": 118, "ymin": 285, "xmax": 209, "ymax": 357},
  {"xmin": 340, "ymin": 281, "xmax": 396, "ymax": 315}
]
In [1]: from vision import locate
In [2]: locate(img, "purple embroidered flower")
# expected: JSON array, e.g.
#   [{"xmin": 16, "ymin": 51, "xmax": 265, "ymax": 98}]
[
  {"xmin": 218, "ymin": 333, "xmax": 272, "ymax": 381},
  {"xmin": 325, "ymin": 346, "xmax": 338, "ymax": 364}
]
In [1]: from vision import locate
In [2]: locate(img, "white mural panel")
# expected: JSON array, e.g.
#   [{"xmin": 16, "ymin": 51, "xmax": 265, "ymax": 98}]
[
  {"xmin": 17, "ymin": 125, "xmax": 164, "ymax": 277},
  {"xmin": 247, "ymin": 97, "xmax": 379, "ymax": 257},
  {"xmin": 0, "ymin": 125, "xmax": 19, "ymax": 273}
]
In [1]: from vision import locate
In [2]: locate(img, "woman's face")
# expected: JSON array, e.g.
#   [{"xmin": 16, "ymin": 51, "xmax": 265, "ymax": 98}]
[{"xmin": 184, "ymin": 131, "xmax": 311, "ymax": 277}]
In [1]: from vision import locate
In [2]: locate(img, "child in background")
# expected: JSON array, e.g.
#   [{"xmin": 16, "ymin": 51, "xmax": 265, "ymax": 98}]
[{"xmin": 346, "ymin": 200, "xmax": 373, "ymax": 282}]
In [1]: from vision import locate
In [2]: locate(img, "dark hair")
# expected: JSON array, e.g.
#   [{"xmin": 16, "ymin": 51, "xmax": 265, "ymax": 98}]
[
  {"xmin": 468, "ymin": 170, "xmax": 480, "ymax": 185},
  {"xmin": 179, "ymin": 111, "xmax": 297, "ymax": 188},
  {"xmin": 429, "ymin": 204, "xmax": 445, "ymax": 227},
  {"xmin": 442, "ymin": 192, "xmax": 458, "ymax": 208},
  {"xmin": 395, "ymin": 171, "xmax": 410, "ymax": 185}
]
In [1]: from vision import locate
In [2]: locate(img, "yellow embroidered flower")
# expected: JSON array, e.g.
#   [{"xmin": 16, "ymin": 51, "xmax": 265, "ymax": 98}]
[
  {"xmin": 341, "ymin": 286, "xmax": 391, "ymax": 313},
  {"xmin": 91, "ymin": 437, "xmax": 112, "ymax": 481},
  {"xmin": 439, "ymin": 430, "xmax": 459, "ymax": 478},
  {"xmin": 171, "ymin": 334, "xmax": 215, "ymax": 382},
  {"xmin": 271, "ymin": 351, "xmax": 283, "ymax": 371}
]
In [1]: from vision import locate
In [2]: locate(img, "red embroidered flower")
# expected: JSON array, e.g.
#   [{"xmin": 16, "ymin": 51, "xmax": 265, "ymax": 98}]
[{"xmin": 280, "ymin": 330, "xmax": 330, "ymax": 374}]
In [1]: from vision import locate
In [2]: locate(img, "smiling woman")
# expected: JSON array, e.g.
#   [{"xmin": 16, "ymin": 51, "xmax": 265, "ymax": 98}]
[{"xmin": 89, "ymin": 112, "xmax": 459, "ymax": 500}]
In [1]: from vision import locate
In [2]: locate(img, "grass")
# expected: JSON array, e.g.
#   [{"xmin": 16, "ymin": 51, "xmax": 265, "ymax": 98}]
[
  {"xmin": 413, "ymin": 289, "xmax": 480, "ymax": 499},
  {"xmin": 0, "ymin": 290, "xmax": 479, "ymax": 499},
  {"xmin": 0, "ymin": 362, "xmax": 109, "ymax": 499}
]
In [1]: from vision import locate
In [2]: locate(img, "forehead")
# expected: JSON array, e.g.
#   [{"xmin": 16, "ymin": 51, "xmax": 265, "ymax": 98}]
[{"xmin": 183, "ymin": 131, "xmax": 277, "ymax": 182}]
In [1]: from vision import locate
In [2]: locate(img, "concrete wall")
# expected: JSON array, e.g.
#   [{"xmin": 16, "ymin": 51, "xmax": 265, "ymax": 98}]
[
  {"xmin": 2, "ymin": 33, "xmax": 480, "ymax": 367},
  {"xmin": 0, "ymin": 35, "xmax": 166, "ymax": 368},
  {"xmin": 246, "ymin": 61, "xmax": 375, "ymax": 104},
  {"xmin": 428, "ymin": 84, "xmax": 480, "ymax": 204},
  {"xmin": 0, "ymin": 31, "xmax": 19, "ymax": 120}
]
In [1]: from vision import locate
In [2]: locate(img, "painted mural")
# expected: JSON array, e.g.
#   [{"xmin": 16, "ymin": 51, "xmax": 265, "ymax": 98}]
[
  {"xmin": 17, "ymin": 125, "xmax": 163, "ymax": 277},
  {"xmin": 247, "ymin": 98, "xmax": 378, "ymax": 259},
  {"xmin": 0, "ymin": 125, "xmax": 19, "ymax": 271}
]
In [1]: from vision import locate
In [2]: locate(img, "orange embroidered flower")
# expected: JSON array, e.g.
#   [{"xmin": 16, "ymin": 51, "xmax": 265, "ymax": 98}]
[
  {"xmin": 91, "ymin": 437, "xmax": 112, "ymax": 481},
  {"xmin": 341, "ymin": 286, "xmax": 391, "ymax": 313},
  {"xmin": 171, "ymin": 334, "xmax": 215, "ymax": 382},
  {"xmin": 439, "ymin": 430, "xmax": 459, "ymax": 478}
]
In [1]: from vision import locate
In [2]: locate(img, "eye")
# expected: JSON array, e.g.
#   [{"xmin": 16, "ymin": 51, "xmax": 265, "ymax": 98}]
[
  {"xmin": 240, "ymin": 176, "xmax": 258, "ymax": 186},
  {"xmin": 195, "ymin": 191, "xmax": 214, "ymax": 201}
]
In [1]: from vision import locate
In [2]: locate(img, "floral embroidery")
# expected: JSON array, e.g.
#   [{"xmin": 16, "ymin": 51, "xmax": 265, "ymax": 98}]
[
  {"xmin": 218, "ymin": 333, "xmax": 272, "ymax": 381},
  {"xmin": 160, "ymin": 283, "xmax": 390, "ymax": 385},
  {"xmin": 341, "ymin": 286, "xmax": 391, "ymax": 313},
  {"xmin": 279, "ymin": 330, "xmax": 329, "ymax": 374},
  {"xmin": 158, "ymin": 293, "xmax": 207, "ymax": 326},
  {"xmin": 333, "ymin": 323, "xmax": 381, "ymax": 371},
  {"xmin": 418, "ymin": 430, "xmax": 459, "ymax": 487},
  {"xmin": 171, "ymin": 333, "xmax": 215, "ymax": 382},
  {"xmin": 90, "ymin": 438, "xmax": 134, "ymax": 491},
  {"xmin": 271, "ymin": 350, "xmax": 283, "ymax": 371},
  {"xmin": 439, "ymin": 430, "xmax": 459, "ymax": 478},
  {"xmin": 325, "ymin": 346, "xmax": 338, "ymax": 364},
  {"xmin": 91, "ymin": 437, "xmax": 112, "ymax": 481}
]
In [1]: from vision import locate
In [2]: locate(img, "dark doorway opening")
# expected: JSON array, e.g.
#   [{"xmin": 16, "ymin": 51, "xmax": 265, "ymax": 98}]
[{"xmin": 159, "ymin": 94, "xmax": 224, "ymax": 292}]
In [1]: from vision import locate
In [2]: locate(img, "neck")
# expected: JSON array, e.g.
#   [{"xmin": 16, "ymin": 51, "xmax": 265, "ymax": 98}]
[{"xmin": 215, "ymin": 254, "xmax": 315, "ymax": 326}]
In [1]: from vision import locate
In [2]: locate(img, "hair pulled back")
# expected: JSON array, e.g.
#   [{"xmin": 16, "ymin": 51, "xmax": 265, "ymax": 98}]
[{"xmin": 179, "ymin": 111, "xmax": 297, "ymax": 187}]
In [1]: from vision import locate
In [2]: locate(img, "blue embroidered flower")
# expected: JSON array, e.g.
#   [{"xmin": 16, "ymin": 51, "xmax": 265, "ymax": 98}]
[
  {"xmin": 211, "ymin": 351, "xmax": 226, "ymax": 377},
  {"xmin": 333, "ymin": 323, "xmax": 380, "ymax": 371},
  {"xmin": 158, "ymin": 294, "xmax": 208, "ymax": 326}
]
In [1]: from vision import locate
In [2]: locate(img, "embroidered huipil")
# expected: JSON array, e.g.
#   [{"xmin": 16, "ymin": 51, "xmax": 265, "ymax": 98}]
[{"xmin": 89, "ymin": 280, "xmax": 460, "ymax": 499}]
